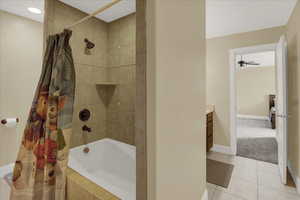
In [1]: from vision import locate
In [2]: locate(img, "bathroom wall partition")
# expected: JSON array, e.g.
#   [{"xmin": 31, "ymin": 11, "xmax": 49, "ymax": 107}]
[{"xmin": 135, "ymin": 0, "xmax": 147, "ymax": 199}]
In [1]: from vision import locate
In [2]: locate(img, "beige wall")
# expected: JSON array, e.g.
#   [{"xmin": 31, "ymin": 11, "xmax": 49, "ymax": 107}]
[
  {"xmin": 147, "ymin": 0, "xmax": 207, "ymax": 199},
  {"xmin": 207, "ymin": 26, "xmax": 285, "ymax": 146},
  {"xmin": 237, "ymin": 66, "xmax": 276, "ymax": 117},
  {"xmin": 0, "ymin": 11, "xmax": 43, "ymax": 166},
  {"xmin": 107, "ymin": 14, "xmax": 136, "ymax": 145},
  {"xmin": 286, "ymin": 0, "xmax": 300, "ymax": 182}
]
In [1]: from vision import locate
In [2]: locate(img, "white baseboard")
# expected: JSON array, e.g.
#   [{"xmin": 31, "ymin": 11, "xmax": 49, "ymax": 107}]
[
  {"xmin": 237, "ymin": 114, "xmax": 269, "ymax": 121},
  {"xmin": 287, "ymin": 160, "xmax": 300, "ymax": 194},
  {"xmin": 211, "ymin": 144, "xmax": 235, "ymax": 155},
  {"xmin": 201, "ymin": 188, "xmax": 208, "ymax": 200}
]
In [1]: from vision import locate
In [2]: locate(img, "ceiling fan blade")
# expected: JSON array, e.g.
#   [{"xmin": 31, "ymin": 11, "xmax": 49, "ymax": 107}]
[{"xmin": 246, "ymin": 61, "xmax": 260, "ymax": 65}]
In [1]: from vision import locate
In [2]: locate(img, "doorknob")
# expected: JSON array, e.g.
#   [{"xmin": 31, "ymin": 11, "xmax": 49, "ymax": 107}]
[
  {"xmin": 276, "ymin": 114, "xmax": 291, "ymax": 118},
  {"xmin": 276, "ymin": 114, "xmax": 286, "ymax": 118}
]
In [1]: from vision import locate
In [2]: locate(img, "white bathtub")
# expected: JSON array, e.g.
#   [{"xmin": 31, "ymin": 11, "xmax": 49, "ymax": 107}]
[
  {"xmin": 0, "ymin": 139, "xmax": 136, "ymax": 200},
  {"xmin": 68, "ymin": 138, "xmax": 136, "ymax": 200},
  {"xmin": 0, "ymin": 163, "xmax": 13, "ymax": 200}
]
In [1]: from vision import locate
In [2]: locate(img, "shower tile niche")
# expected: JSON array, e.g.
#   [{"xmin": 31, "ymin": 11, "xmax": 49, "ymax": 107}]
[{"xmin": 45, "ymin": 0, "xmax": 136, "ymax": 148}]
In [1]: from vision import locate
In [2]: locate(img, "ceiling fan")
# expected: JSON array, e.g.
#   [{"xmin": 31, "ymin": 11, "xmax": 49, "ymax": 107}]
[{"xmin": 237, "ymin": 55, "xmax": 260, "ymax": 67}]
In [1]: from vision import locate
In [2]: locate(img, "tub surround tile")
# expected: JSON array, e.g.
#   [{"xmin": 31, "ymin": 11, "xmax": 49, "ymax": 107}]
[
  {"xmin": 74, "ymin": 12, "xmax": 136, "ymax": 147},
  {"xmin": 51, "ymin": 1, "xmax": 108, "ymax": 68},
  {"xmin": 66, "ymin": 168, "xmax": 120, "ymax": 200},
  {"xmin": 106, "ymin": 14, "xmax": 136, "ymax": 145},
  {"xmin": 46, "ymin": 2, "xmax": 137, "ymax": 190},
  {"xmin": 60, "ymin": 5, "xmax": 136, "ymax": 147},
  {"xmin": 44, "ymin": 0, "xmax": 138, "ymax": 199},
  {"xmin": 47, "ymin": 1, "xmax": 110, "ymax": 149},
  {"xmin": 75, "ymin": 66, "xmax": 108, "ymax": 107},
  {"xmin": 67, "ymin": 178, "xmax": 94, "ymax": 200}
]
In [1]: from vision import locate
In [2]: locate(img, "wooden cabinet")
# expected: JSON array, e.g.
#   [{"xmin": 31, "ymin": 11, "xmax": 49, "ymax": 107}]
[{"xmin": 206, "ymin": 112, "xmax": 213, "ymax": 152}]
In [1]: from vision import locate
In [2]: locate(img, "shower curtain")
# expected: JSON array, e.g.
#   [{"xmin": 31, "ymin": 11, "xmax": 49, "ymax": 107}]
[{"xmin": 10, "ymin": 30, "xmax": 75, "ymax": 200}]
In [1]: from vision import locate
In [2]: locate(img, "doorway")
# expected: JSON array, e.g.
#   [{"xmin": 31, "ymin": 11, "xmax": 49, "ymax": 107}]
[
  {"xmin": 229, "ymin": 38, "xmax": 288, "ymax": 184},
  {"xmin": 236, "ymin": 50, "xmax": 277, "ymax": 164}
]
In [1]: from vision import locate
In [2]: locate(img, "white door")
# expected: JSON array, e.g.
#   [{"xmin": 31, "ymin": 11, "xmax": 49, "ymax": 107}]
[{"xmin": 276, "ymin": 35, "xmax": 288, "ymax": 184}]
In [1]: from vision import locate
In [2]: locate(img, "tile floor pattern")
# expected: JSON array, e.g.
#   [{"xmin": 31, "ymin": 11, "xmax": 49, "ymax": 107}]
[{"xmin": 207, "ymin": 151, "xmax": 300, "ymax": 200}]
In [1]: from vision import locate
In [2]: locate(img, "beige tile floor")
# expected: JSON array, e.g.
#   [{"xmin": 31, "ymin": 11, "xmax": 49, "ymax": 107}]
[{"xmin": 207, "ymin": 151, "xmax": 300, "ymax": 200}]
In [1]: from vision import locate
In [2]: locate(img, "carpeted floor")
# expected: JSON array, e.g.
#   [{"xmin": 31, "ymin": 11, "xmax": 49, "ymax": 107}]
[{"xmin": 237, "ymin": 137, "xmax": 278, "ymax": 164}]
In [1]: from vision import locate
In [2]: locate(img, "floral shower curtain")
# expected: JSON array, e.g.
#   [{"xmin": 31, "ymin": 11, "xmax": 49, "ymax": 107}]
[{"xmin": 10, "ymin": 30, "xmax": 75, "ymax": 200}]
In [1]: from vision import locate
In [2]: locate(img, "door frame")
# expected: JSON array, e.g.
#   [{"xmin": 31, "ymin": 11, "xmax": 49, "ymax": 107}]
[
  {"xmin": 276, "ymin": 35, "xmax": 288, "ymax": 184},
  {"xmin": 229, "ymin": 43, "xmax": 277, "ymax": 155}
]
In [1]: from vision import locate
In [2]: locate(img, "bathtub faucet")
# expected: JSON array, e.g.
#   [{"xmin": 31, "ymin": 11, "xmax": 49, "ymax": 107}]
[{"xmin": 82, "ymin": 125, "xmax": 92, "ymax": 132}]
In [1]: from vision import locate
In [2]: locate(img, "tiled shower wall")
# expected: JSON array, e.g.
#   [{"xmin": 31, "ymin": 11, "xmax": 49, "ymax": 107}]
[
  {"xmin": 107, "ymin": 14, "xmax": 136, "ymax": 145},
  {"xmin": 45, "ymin": 1, "xmax": 108, "ymax": 148},
  {"xmin": 45, "ymin": 0, "xmax": 136, "ymax": 147}
]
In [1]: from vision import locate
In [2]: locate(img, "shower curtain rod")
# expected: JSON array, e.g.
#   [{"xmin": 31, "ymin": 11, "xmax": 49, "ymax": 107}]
[{"xmin": 65, "ymin": 0, "xmax": 122, "ymax": 30}]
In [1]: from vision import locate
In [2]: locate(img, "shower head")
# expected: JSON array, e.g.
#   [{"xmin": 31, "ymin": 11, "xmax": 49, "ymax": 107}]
[{"xmin": 84, "ymin": 38, "xmax": 95, "ymax": 49}]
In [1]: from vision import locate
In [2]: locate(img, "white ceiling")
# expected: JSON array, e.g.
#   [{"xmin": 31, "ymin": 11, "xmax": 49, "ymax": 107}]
[
  {"xmin": 0, "ymin": 0, "xmax": 44, "ymax": 22},
  {"xmin": 0, "ymin": 0, "xmax": 297, "ymax": 38},
  {"xmin": 59, "ymin": 0, "xmax": 135, "ymax": 23},
  {"xmin": 0, "ymin": 0, "xmax": 135, "ymax": 23},
  {"xmin": 206, "ymin": 0, "xmax": 298, "ymax": 38}
]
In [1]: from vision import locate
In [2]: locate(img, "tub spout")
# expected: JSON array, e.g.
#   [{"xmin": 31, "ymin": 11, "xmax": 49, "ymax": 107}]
[{"xmin": 82, "ymin": 125, "xmax": 92, "ymax": 132}]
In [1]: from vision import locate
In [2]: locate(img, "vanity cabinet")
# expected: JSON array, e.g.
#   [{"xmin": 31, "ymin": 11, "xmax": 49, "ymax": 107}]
[{"xmin": 206, "ymin": 112, "xmax": 213, "ymax": 152}]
